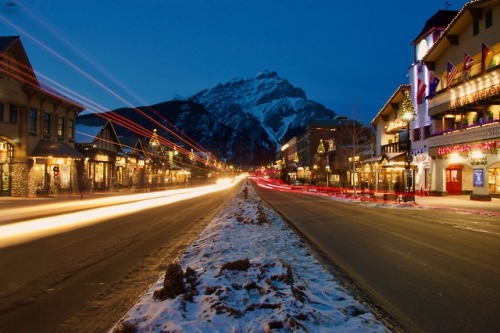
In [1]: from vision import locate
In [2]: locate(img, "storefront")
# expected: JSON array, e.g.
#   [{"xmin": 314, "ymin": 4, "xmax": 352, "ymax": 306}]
[
  {"xmin": 0, "ymin": 139, "xmax": 14, "ymax": 196},
  {"xmin": 489, "ymin": 167, "xmax": 500, "ymax": 197},
  {"xmin": 429, "ymin": 140, "xmax": 500, "ymax": 200},
  {"xmin": 375, "ymin": 152, "xmax": 416, "ymax": 193},
  {"xmin": 30, "ymin": 139, "xmax": 83, "ymax": 196},
  {"xmin": 86, "ymin": 154, "xmax": 115, "ymax": 191}
]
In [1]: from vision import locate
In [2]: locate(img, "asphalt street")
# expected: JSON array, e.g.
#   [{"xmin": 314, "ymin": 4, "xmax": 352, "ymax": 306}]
[{"xmin": 254, "ymin": 185, "xmax": 500, "ymax": 333}]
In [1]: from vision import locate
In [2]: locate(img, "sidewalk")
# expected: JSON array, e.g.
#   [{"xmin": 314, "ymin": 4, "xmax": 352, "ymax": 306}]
[
  {"xmin": 415, "ymin": 194, "xmax": 500, "ymax": 214},
  {"xmin": 1, "ymin": 189, "xmax": 499, "ymax": 215}
]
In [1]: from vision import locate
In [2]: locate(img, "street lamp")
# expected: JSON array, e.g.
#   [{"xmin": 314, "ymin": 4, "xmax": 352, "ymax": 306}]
[
  {"xmin": 148, "ymin": 129, "xmax": 160, "ymax": 189},
  {"xmin": 401, "ymin": 90, "xmax": 416, "ymax": 201}
]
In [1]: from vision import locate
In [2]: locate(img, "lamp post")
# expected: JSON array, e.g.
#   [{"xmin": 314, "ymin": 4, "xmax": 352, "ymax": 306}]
[
  {"xmin": 401, "ymin": 90, "xmax": 415, "ymax": 202},
  {"xmin": 148, "ymin": 129, "xmax": 160, "ymax": 190}
]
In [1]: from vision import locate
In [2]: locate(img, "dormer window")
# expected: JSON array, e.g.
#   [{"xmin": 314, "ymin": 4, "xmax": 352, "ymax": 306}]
[{"xmin": 417, "ymin": 39, "xmax": 429, "ymax": 60}]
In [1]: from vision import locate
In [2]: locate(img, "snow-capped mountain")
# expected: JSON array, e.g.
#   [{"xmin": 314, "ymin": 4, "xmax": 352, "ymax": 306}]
[
  {"xmin": 190, "ymin": 70, "xmax": 336, "ymax": 148},
  {"xmin": 77, "ymin": 71, "xmax": 336, "ymax": 165}
]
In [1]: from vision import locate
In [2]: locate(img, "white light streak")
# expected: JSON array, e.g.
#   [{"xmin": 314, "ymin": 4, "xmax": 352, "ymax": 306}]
[{"xmin": 0, "ymin": 183, "xmax": 236, "ymax": 249}]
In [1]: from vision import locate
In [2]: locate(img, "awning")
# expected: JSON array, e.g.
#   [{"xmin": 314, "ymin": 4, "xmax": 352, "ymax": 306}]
[
  {"xmin": 169, "ymin": 162, "xmax": 183, "ymax": 170},
  {"xmin": 31, "ymin": 139, "xmax": 84, "ymax": 158},
  {"xmin": 362, "ymin": 156, "xmax": 383, "ymax": 163},
  {"xmin": 384, "ymin": 152, "xmax": 406, "ymax": 160}
]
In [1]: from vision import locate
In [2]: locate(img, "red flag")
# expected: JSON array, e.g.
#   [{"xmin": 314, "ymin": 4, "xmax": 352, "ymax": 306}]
[
  {"xmin": 464, "ymin": 52, "xmax": 474, "ymax": 70},
  {"xmin": 482, "ymin": 43, "xmax": 493, "ymax": 73},
  {"xmin": 417, "ymin": 78, "xmax": 427, "ymax": 103},
  {"xmin": 463, "ymin": 52, "xmax": 474, "ymax": 81}
]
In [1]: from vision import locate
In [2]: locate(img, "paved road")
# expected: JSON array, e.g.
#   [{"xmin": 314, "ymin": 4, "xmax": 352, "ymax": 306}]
[
  {"xmin": 0, "ymin": 185, "xmax": 238, "ymax": 333},
  {"xmin": 255, "ymin": 185, "xmax": 500, "ymax": 333}
]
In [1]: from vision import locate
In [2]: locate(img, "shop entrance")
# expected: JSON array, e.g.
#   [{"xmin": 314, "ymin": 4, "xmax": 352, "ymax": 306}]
[
  {"xmin": 0, "ymin": 163, "xmax": 11, "ymax": 196},
  {"xmin": 446, "ymin": 166, "xmax": 462, "ymax": 195},
  {"xmin": 0, "ymin": 139, "xmax": 13, "ymax": 196}
]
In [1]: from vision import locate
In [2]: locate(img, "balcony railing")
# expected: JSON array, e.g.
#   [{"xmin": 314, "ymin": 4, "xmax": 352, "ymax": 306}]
[
  {"xmin": 385, "ymin": 120, "xmax": 407, "ymax": 133},
  {"xmin": 428, "ymin": 121, "xmax": 500, "ymax": 148},
  {"xmin": 381, "ymin": 141, "xmax": 407, "ymax": 154}
]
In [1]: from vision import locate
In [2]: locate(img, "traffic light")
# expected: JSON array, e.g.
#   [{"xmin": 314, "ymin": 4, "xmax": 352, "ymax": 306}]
[{"xmin": 53, "ymin": 166, "xmax": 59, "ymax": 179}]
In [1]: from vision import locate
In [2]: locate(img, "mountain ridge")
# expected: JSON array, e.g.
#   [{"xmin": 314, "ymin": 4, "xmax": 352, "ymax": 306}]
[{"xmin": 77, "ymin": 71, "xmax": 336, "ymax": 165}]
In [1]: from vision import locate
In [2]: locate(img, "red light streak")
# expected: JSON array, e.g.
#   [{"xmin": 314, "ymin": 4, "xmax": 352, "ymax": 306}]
[{"xmin": 1, "ymin": 13, "xmax": 222, "ymax": 168}]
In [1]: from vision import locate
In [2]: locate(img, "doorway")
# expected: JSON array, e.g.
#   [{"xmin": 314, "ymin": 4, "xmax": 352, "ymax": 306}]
[{"xmin": 446, "ymin": 166, "xmax": 462, "ymax": 195}]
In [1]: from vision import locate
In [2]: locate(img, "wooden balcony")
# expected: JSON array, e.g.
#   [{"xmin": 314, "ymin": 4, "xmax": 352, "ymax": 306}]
[
  {"xmin": 381, "ymin": 141, "xmax": 407, "ymax": 154},
  {"xmin": 428, "ymin": 121, "xmax": 500, "ymax": 148}
]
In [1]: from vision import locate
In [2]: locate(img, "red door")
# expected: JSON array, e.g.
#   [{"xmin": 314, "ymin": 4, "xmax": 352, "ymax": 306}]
[{"xmin": 446, "ymin": 167, "xmax": 462, "ymax": 195}]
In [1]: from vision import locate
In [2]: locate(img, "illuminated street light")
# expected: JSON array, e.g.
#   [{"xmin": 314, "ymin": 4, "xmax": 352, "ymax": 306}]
[
  {"xmin": 149, "ymin": 129, "xmax": 161, "ymax": 189},
  {"xmin": 401, "ymin": 90, "xmax": 416, "ymax": 201}
]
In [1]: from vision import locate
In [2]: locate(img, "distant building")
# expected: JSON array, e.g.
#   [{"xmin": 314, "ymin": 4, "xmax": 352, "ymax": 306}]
[
  {"xmin": 76, "ymin": 119, "xmax": 124, "ymax": 191},
  {"xmin": 370, "ymin": 85, "xmax": 414, "ymax": 193},
  {"xmin": 0, "ymin": 36, "xmax": 84, "ymax": 197},
  {"xmin": 278, "ymin": 117, "xmax": 373, "ymax": 188}
]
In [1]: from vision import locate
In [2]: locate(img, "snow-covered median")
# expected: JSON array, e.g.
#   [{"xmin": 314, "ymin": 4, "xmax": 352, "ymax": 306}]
[{"xmin": 111, "ymin": 185, "xmax": 389, "ymax": 332}]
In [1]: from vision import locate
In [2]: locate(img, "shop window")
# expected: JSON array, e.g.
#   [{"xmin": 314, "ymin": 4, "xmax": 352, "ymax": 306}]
[
  {"xmin": 490, "ymin": 169, "xmax": 500, "ymax": 194},
  {"xmin": 42, "ymin": 112, "xmax": 51, "ymax": 137},
  {"xmin": 9, "ymin": 105, "xmax": 18, "ymax": 123},
  {"xmin": 29, "ymin": 108, "xmax": 38, "ymax": 133},
  {"xmin": 57, "ymin": 116, "xmax": 65, "ymax": 137},
  {"xmin": 485, "ymin": 9, "xmax": 493, "ymax": 29}
]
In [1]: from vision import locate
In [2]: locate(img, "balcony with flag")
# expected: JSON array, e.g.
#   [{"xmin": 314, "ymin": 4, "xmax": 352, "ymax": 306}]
[
  {"xmin": 422, "ymin": 1, "xmax": 500, "ymax": 133},
  {"xmin": 419, "ymin": 0, "xmax": 500, "ymax": 200}
]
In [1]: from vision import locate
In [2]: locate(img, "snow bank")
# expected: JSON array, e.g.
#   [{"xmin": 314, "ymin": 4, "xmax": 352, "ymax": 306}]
[{"xmin": 111, "ymin": 185, "xmax": 389, "ymax": 332}]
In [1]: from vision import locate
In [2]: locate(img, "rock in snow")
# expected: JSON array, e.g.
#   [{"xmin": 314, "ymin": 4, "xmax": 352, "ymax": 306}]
[{"xmin": 111, "ymin": 184, "xmax": 389, "ymax": 332}]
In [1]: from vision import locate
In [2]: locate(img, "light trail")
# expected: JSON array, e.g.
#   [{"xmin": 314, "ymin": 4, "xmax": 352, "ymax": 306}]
[
  {"xmin": 1, "ymin": 13, "xmax": 221, "ymax": 167},
  {"xmin": 0, "ymin": 187, "xmax": 196, "ymax": 223},
  {"xmin": 12, "ymin": 1, "xmax": 208, "ymax": 156},
  {"xmin": 0, "ymin": 54, "xmax": 212, "ymax": 166},
  {"xmin": 0, "ymin": 182, "xmax": 238, "ymax": 249}
]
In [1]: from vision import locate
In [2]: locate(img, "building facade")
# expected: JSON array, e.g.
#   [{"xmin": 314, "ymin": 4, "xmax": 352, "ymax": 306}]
[
  {"xmin": 0, "ymin": 36, "xmax": 84, "ymax": 197},
  {"xmin": 418, "ymin": 0, "xmax": 500, "ymax": 200},
  {"xmin": 279, "ymin": 117, "xmax": 373, "ymax": 188},
  {"xmin": 76, "ymin": 120, "xmax": 124, "ymax": 191},
  {"xmin": 370, "ymin": 85, "xmax": 416, "ymax": 194}
]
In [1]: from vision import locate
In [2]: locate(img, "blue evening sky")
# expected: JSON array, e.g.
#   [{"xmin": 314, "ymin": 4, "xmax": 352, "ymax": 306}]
[{"xmin": 1, "ymin": 0, "xmax": 468, "ymax": 125}]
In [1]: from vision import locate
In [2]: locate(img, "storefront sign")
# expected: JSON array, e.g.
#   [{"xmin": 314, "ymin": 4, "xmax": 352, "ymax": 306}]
[
  {"xmin": 437, "ymin": 141, "xmax": 497, "ymax": 155},
  {"xmin": 471, "ymin": 156, "xmax": 487, "ymax": 166},
  {"xmin": 450, "ymin": 83, "xmax": 500, "ymax": 109},
  {"xmin": 473, "ymin": 168, "xmax": 484, "ymax": 187}
]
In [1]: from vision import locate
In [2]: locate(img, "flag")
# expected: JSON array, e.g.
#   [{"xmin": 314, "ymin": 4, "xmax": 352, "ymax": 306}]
[
  {"xmin": 447, "ymin": 61, "xmax": 458, "ymax": 88},
  {"xmin": 417, "ymin": 77, "xmax": 427, "ymax": 103},
  {"xmin": 463, "ymin": 52, "xmax": 474, "ymax": 81},
  {"xmin": 428, "ymin": 72, "xmax": 440, "ymax": 97},
  {"xmin": 482, "ymin": 43, "xmax": 493, "ymax": 72}
]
